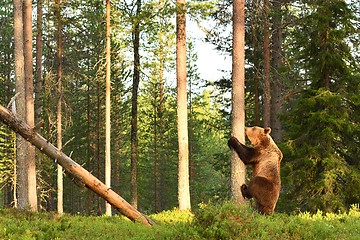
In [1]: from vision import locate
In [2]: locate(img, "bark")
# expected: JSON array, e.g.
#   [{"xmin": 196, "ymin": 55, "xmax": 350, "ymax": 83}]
[
  {"xmin": 263, "ymin": 0, "xmax": 271, "ymax": 127},
  {"xmin": 131, "ymin": 0, "xmax": 141, "ymax": 209},
  {"xmin": 154, "ymin": 2, "xmax": 164, "ymax": 212},
  {"xmin": 35, "ymin": 0, "xmax": 43, "ymax": 124},
  {"xmin": 231, "ymin": 0, "xmax": 246, "ymax": 204},
  {"xmin": 14, "ymin": 0, "xmax": 26, "ymax": 210},
  {"xmin": 270, "ymin": 0, "xmax": 283, "ymax": 142},
  {"xmin": 105, "ymin": 0, "xmax": 112, "ymax": 216},
  {"xmin": 35, "ymin": 0, "xmax": 44, "ymax": 208},
  {"xmin": 0, "ymin": 104, "xmax": 154, "ymax": 226},
  {"xmin": 24, "ymin": 0, "xmax": 37, "ymax": 211},
  {"xmin": 55, "ymin": 0, "xmax": 63, "ymax": 215},
  {"xmin": 153, "ymin": 93, "xmax": 159, "ymax": 212},
  {"xmin": 114, "ymin": 116, "xmax": 120, "ymax": 195},
  {"xmin": 158, "ymin": 50, "xmax": 165, "ymax": 211},
  {"xmin": 96, "ymin": 80, "xmax": 101, "ymax": 214},
  {"xmin": 252, "ymin": 0, "xmax": 260, "ymax": 126},
  {"xmin": 176, "ymin": 0, "xmax": 191, "ymax": 211},
  {"xmin": 86, "ymin": 78, "xmax": 93, "ymax": 214}
]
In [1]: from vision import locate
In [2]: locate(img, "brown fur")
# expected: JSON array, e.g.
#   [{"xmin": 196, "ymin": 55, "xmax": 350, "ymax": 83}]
[{"xmin": 228, "ymin": 126, "xmax": 282, "ymax": 214}]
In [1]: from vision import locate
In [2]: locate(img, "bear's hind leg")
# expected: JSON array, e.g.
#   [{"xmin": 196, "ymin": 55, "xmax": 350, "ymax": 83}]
[
  {"xmin": 257, "ymin": 204, "xmax": 274, "ymax": 215},
  {"xmin": 248, "ymin": 176, "xmax": 277, "ymax": 214}
]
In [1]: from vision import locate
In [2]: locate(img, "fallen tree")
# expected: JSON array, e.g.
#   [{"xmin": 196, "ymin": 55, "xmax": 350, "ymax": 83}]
[{"xmin": 0, "ymin": 104, "xmax": 154, "ymax": 226}]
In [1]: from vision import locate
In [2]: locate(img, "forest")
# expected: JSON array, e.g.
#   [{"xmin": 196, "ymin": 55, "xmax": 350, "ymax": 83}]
[{"xmin": 0, "ymin": 0, "xmax": 359, "ymax": 221}]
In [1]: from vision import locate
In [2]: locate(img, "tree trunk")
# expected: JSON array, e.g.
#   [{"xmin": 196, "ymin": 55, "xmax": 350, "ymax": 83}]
[
  {"xmin": 131, "ymin": 0, "xmax": 141, "ymax": 209},
  {"xmin": 105, "ymin": 0, "xmax": 112, "ymax": 216},
  {"xmin": 0, "ymin": 104, "xmax": 154, "ymax": 226},
  {"xmin": 270, "ymin": 0, "xmax": 283, "ymax": 142},
  {"xmin": 263, "ymin": 0, "xmax": 271, "ymax": 127},
  {"xmin": 114, "ymin": 111, "xmax": 120, "ymax": 195},
  {"xmin": 14, "ymin": 0, "xmax": 26, "ymax": 210},
  {"xmin": 55, "ymin": 0, "xmax": 63, "ymax": 215},
  {"xmin": 153, "ymin": 92, "xmax": 159, "ymax": 212},
  {"xmin": 154, "ymin": 1, "xmax": 164, "ymax": 212},
  {"xmin": 231, "ymin": 0, "xmax": 246, "ymax": 204},
  {"xmin": 25, "ymin": 0, "xmax": 38, "ymax": 212},
  {"xmin": 86, "ymin": 78, "xmax": 94, "ymax": 215},
  {"xmin": 35, "ymin": 0, "xmax": 43, "ymax": 124},
  {"xmin": 158, "ymin": 49, "xmax": 165, "ymax": 212},
  {"xmin": 14, "ymin": 0, "xmax": 35, "ymax": 210},
  {"xmin": 24, "ymin": 0, "xmax": 37, "ymax": 212},
  {"xmin": 96, "ymin": 80, "xmax": 102, "ymax": 214},
  {"xmin": 176, "ymin": 0, "xmax": 191, "ymax": 211},
  {"xmin": 34, "ymin": 0, "xmax": 45, "ymax": 208},
  {"xmin": 252, "ymin": 0, "xmax": 260, "ymax": 126}
]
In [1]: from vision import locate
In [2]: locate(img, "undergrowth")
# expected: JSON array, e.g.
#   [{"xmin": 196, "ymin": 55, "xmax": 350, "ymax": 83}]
[{"xmin": 0, "ymin": 203, "xmax": 359, "ymax": 240}]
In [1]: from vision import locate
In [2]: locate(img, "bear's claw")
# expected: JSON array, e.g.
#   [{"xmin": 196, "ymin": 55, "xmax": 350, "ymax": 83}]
[
  {"xmin": 241, "ymin": 184, "xmax": 247, "ymax": 198},
  {"xmin": 228, "ymin": 136, "xmax": 239, "ymax": 149}
]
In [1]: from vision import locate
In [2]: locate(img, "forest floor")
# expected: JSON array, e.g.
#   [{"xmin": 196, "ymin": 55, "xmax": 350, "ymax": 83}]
[{"xmin": 0, "ymin": 202, "xmax": 359, "ymax": 240}]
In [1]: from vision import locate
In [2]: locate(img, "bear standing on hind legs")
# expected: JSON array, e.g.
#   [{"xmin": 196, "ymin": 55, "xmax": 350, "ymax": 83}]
[{"xmin": 228, "ymin": 126, "xmax": 283, "ymax": 215}]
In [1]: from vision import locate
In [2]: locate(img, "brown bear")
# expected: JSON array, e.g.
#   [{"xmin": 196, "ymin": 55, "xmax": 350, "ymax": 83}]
[{"xmin": 228, "ymin": 126, "xmax": 283, "ymax": 215}]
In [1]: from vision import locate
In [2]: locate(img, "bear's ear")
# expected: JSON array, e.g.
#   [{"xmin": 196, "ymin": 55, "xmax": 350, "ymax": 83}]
[{"xmin": 264, "ymin": 127, "xmax": 271, "ymax": 135}]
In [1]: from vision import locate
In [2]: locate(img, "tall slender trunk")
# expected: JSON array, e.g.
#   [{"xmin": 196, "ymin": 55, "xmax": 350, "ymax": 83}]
[
  {"xmin": 188, "ymin": 56, "xmax": 194, "ymax": 205},
  {"xmin": 14, "ymin": 0, "xmax": 26, "ymax": 209},
  {"xmin": 4, "ymin": 49, "xmax": 14, "ymax": 207},
  {"xmin": 231, "ymin": 0, "xmax": 246, "ymax": 204},
  {"xmin": 252, "ymin": 0, "xmax": 260, "ymax": 126},
  {"xmin": 34, "ymin": 0, "xmax": 44, "ymax": 209},
  {"xmin": 114, "ymin": 105, "xmax": 120, "ymax": 195},
  {"xmin": 55, "ymin": 0, "xmax": 63, "ymax": 215},
  {"xmin": 153, "ymin": 91, "xmax": 159, "ymax": 212},
  {"xmin": 24, "ymin": 0, "xmax": 37, "ymax": 212},
  {"xmin": 130, "ymin": 0, "xmax": 141, "ymax": 209},
  {"xmin": 158, "ymin": 52, "xmax": 165, "ymax": 211},
  {"xmin": 35, "ymin": 0, "xmax": 43, "ymax": 124},
  {"xmin": 105, "ymin": 0, "xmax": 112, "ymax": 216},
  {"xmin": 263, "ymin": 0, "xmax": 271, "ymax": 127},
  {"xmin": 154, "ymin": 1, "xmax": 165, "ymax": 212},
  {"xmin": 86, "ymin": 78, "xmax": 93, "ymax": 214},
  {"xmin": 96, "ymin": 80, "xmax": 102, "ymax": 214},
  {"xmin": 176, "ymin": 0, "xmax": 191, "ymax": 211},
  {"xmin": 113, "ymin": 87, "xmax": 122, "ymax": 198},
  {"xmin": 270, "ymin": 0, "xmax": 283, "ymax": 141}
]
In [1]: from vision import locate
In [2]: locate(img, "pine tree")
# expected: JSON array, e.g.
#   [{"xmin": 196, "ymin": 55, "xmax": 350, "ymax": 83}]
[{"xmin": 280, "ymin": 0, "xmax": 360, "ymax": 212}]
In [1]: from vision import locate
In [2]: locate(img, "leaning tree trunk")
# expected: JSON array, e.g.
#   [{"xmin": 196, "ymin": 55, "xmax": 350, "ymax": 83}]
[{"xmin": 0, "ymin": 104, "xmax": 154, "ymax": 226}]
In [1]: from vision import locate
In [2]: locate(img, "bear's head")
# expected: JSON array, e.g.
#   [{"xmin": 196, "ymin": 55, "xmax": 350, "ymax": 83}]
[{"xmin": 245, "ymin": 126, "xmax": 271, "ymax": 146}]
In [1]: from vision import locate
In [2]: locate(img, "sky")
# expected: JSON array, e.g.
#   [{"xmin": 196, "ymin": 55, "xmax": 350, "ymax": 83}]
[{"xmin": 188, "ymin": 20, "xmax": 232, "ymax": 83}]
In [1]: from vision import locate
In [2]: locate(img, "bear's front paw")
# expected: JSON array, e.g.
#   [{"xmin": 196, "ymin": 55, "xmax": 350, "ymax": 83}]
[
  {"xmin": 241, "ymin": 184, "xmax": 248, "ymax": 198},
  {"xmin": 228, "ymin": 136, "xmax": 239, "ymax": 149}
]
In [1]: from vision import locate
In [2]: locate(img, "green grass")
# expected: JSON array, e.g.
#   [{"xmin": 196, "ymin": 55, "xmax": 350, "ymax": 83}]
[{"xmin": 0, "ymin": 203, "xmax": 359, "ymax": 240}]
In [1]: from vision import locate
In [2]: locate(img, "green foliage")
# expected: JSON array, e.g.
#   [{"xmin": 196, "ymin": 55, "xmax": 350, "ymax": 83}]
[
  {"xmin": 1, "ymin": 0, "xmax": 359, "ymax": 216},
  {"xmin": 194, "ymin": 202, "xmax": 360, "ymax": 239},
  {"xmin": 0, "ymin": 126, "xmax": 15, "ymax": 207},
  {"xmin": 281, "ymin": 88, "xmax": 360, "ymax": 212},
  {"xmin": 194, "ymin": 202, "xmax": 255, "ymax": 239},
  {"xmin": 279, "ymin": 0, "xmax": 360, "ymax": 213},
  {"xmin": 0, "ymin": 203, "xmax": 359, "ymax": 239}
]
